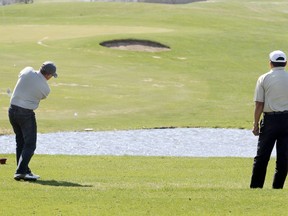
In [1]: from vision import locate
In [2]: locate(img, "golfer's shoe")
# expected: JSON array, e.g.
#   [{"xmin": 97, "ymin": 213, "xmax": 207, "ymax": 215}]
[
  {"xmin": 25, "ymin": 173, "xmax": 40, "ymax": 181},
  {"xmin": 14, "ymin": 173, "xmax": 40, "ymax": 181},
  {"xmin": 14, "ymin": 173, "xmax": 26, "ymax": 181}
]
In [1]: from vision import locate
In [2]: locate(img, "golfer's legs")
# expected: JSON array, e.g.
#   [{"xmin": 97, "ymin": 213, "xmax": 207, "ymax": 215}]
[
  {"xmin": 10, "ymin": 121, "xmax": 24, "ymax": 165},
  {"xmin": 250, "ymin": 126, "xmax": 276, "ymax": 188},
  {"xmin": 273, "ymin": 138, "xmax": 288, "ymax": 189},
  {"xmin": 16, "ymin": 113, "xmax": 37, "ymax": 174},
  {"xmin": 8, "ymin": 108, "xmax": 25, "ymax": 166}
]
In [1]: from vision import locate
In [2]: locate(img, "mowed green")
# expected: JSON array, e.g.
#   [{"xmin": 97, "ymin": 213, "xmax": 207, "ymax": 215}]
[
  {"xmin": 1, "ymin": 0, "xmax": 288, "ymax": 133},
  {"xmin": 1, "ymin": 154, "xmax": 287, "ymax": 216}
]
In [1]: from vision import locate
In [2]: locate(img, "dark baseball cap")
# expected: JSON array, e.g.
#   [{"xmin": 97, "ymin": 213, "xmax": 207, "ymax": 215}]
[{"xmin": 41, "ymin": 61, "xmax": 58, "ymax": 78}]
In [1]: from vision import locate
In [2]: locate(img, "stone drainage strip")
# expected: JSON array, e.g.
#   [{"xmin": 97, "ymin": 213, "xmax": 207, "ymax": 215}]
[{"xmin": 0, "ymin": 128, "xmax": 274, "ymax": 157}]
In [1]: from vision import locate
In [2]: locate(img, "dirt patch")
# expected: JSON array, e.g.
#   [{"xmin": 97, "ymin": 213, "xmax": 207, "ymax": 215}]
[{"xmin": 100, "ymin": 39, "xmax": 171, "ymax": 52}]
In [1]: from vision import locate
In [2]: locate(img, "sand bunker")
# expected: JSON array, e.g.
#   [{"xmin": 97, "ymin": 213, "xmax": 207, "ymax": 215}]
[
  {"xmin": 89, "ymin": 0, "xmax": 205, "ymax": 4},
  {"xmin": 100, "ymin": 39, "xmax": 171, "ymax": 52}
]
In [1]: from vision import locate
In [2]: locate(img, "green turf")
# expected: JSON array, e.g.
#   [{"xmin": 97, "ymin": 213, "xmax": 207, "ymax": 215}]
[
  {"xmin": 1, "ymin": 0, "xmax": 288, "ymax": 133},
  {"xmin": 1, "ymin": 1, "xmax": 287, "ymax": 215},
  {"xmin": 1, "ymin": 154, "xmax": 286, "ymax": 215}
]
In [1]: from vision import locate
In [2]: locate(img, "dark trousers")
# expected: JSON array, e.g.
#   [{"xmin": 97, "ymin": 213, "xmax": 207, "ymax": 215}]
[
  {"xmin": 250, "ymin": 113, "xmax": 288, "ymax": 189},
  {"xmin": 8, "ymin": 105, "xmax": 37, "ymax": 175}
]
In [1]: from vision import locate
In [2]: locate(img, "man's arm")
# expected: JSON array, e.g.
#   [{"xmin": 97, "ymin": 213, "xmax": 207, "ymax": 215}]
[{"xmin": 252, "ymin": 101, "xmax": 264, "ymax": 136}]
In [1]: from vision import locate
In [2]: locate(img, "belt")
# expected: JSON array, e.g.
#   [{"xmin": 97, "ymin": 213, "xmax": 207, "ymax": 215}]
[
  {"xmin": 10, "ymin": 104, "xmax": 33, "ymax": 112},
  {"xmin": 264, "ymin": 111, "xmax": 288, "ymax": 115}
]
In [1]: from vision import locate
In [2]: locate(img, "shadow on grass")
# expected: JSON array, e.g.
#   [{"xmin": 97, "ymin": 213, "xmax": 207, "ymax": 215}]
[{"xmin": 30, "ymin": 180, "xmax": 93, "ymax": 187}]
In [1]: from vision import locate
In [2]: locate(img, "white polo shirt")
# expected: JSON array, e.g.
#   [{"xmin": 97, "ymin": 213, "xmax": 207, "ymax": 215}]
[
  {"xmin": 254, "ymin": 67, "xmax": 288, "ymax": 112},
  {"xmin": 10, "ymin": 67, "xmax": 50, "ymax": 110}
]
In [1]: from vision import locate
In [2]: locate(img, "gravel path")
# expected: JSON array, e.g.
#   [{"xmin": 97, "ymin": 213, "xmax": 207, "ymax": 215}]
[{"xmin": 0, "ymin": 128, "xmax": 275, "ymax": 157}]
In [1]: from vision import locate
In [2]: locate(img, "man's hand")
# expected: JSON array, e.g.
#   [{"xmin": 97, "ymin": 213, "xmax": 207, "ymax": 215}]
[
  {"xmin": 252, "ymin": 123, "xmax": 260, "ymax": 136},
  {"xmin": 253, "ymin": 101, "xmax": 264, "ymax": 136}
]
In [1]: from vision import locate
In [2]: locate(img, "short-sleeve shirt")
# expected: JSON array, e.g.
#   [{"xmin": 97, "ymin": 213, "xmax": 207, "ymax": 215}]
[
  {"xmin": 254, "ymin": 67, "xmax": 288, "ymax": 112},
  {"xmin": 10, "ymin": 67, "xmax": 50, "ymax": 110}
]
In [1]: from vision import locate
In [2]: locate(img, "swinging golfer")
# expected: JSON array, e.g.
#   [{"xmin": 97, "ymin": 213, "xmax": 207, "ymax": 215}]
[
  {"xmin": 9, "ymin": 61, "xmax": 57, "ymax": 181},
  {"xmin": 250, "ymin": 50, "xmax": 288, "ymax": 189}
]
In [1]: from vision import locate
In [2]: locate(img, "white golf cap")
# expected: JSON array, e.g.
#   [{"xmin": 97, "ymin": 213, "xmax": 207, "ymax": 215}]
[{"xmin": 269, "ymin": 50, "xmax": 287, "ymax": 63}]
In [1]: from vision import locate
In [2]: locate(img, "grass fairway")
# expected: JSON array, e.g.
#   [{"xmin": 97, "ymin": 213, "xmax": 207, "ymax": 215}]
[
  {"xmin": 1, "ymin": 0, "xmax": 288, "ymax": 133},
  {"xmin": 1, "ymin": 154, "xmax": 287, "ymax": 215},
  {"xmin": 1, "ymin": 0, "xmax": 288, "ymax": 215}
]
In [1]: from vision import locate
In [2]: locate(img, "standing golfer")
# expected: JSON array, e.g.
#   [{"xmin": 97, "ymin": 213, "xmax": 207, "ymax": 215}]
[
  {"xmin": 250, "ymin": 50, "xmax": 288, "ymax": 189},
  {"xmin": 9, "ymin": 61, "xmax": 57, "ymax": 181}
]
